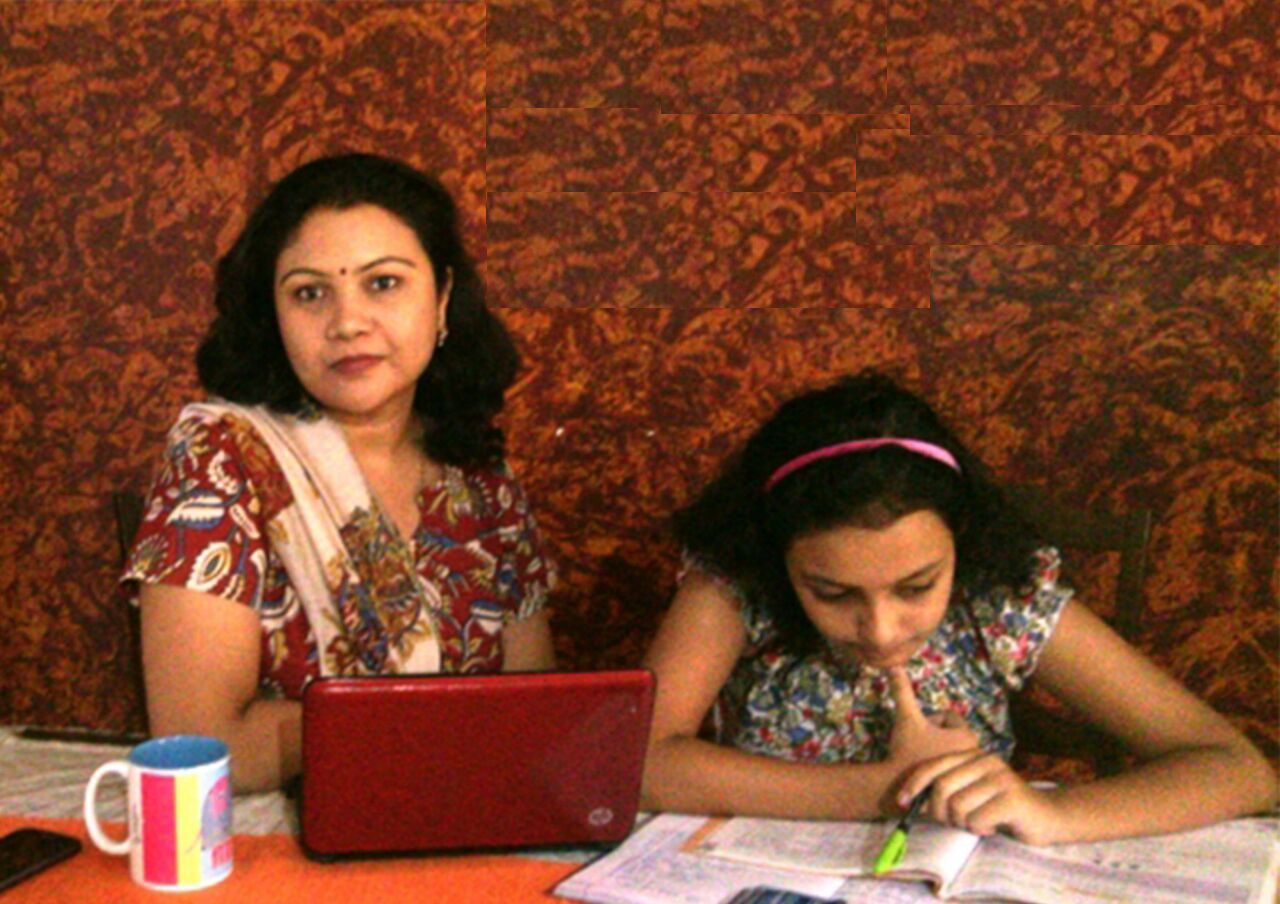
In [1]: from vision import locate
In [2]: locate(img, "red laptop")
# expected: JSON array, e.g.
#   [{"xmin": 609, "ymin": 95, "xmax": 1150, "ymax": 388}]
[{"xmin": 299, "ymin": 669, "xmax": 655, "ymax": 859}]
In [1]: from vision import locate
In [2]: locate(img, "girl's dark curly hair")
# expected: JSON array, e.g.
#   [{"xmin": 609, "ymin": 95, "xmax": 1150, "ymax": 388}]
[
  {"xmin": 674, "ymin": 371, "xmax": 1042, "ymax": 653},
  {"xmin": 196, "ymin": 153, "xmax": 518, "ymax": 466}
]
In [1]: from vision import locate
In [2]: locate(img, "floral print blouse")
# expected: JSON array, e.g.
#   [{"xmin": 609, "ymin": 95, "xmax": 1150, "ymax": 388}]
[
  {"xmin": 696, "ymin": 548, "xmax": 1072, "ymax": 762},
  {"xmin": 123, "ymin": 412, "xmax": 556, "ymax": 700}
]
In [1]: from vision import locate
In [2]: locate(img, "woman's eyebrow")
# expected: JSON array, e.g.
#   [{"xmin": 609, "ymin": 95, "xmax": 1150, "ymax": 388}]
[
  {"xmin": 277, "ymin": 266, "xmax": 327, "ymax": 286},
  {"xmin": 277, "ymin": 256, "xmax": 418, "ymax": 286},
  {"xmin": 355, "ymin": 255, "xmax": 417, "ymax": 273}
]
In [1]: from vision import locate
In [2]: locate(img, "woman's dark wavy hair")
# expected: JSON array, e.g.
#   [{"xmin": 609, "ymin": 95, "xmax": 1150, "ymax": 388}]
[
  {"xmin": 196, "ymin": 153, "xmax": 518, "ymax": 466},
  {"xmin": 674, "ymin": 371, "xmax": 1042, "ymax": 654}
]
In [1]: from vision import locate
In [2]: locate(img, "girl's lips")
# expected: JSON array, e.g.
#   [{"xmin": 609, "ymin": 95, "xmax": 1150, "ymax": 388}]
[
  {"xmin": 848, "ymin": 639, "xmax": 922, "ymax": 667},
  {"xmin": 330, "ymin": 354, "xmax": 381, "ymax": 376}
]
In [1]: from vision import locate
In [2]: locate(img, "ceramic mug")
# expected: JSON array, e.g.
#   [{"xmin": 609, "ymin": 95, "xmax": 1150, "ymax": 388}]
[{"xmin": 83, "ymin": 735, "xmax": 233, "ymax": 891}]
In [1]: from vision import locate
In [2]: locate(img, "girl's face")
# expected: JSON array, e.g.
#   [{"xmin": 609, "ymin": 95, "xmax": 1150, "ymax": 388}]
[
  {"xmin": 785, "ymin": 509, "xmax": 955, "ymax": 669},
  {"xmin": 274, "ymin": 204, "xmax": 450, "ymax": 428}
]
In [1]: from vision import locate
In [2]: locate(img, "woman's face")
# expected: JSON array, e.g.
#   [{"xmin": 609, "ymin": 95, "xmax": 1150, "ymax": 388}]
[
  {"xmin": 273, "ymin": 204, "xmax": 449, "ymax": 427},
  {"xmin": 784, "ymin": 509, "xmax": 955, "ymax": 669}
]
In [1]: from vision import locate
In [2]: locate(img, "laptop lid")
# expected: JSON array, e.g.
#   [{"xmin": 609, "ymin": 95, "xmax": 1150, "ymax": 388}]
[{"xmin": 299, "ymin": 669, "xmax": 655, "ymax": 858}]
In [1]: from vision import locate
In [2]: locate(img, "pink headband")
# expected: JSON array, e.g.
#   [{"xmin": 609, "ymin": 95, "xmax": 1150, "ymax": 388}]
[{"xmin": 764, "ymin": 438, "xmax": 961, "ymax": 492}]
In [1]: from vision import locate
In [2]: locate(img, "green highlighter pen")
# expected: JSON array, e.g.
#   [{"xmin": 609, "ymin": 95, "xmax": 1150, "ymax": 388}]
[{"xmin": 873, "ymin": 787, "xmax": 930, "ymax": 875}]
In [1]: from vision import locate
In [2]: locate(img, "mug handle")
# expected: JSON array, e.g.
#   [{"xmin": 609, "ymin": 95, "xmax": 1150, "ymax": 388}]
[{"xmin": 83, "ymin": 760, "xmax": 132, "ymax": 855}]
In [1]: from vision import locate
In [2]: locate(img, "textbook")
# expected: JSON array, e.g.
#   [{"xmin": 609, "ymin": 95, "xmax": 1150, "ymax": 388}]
[
  {"xmin": 554, "ymin": 812, "xmax": 1280, "ymax": 904},
  {"xmin": 690, "ymin": 814, "xmax": 1280, "ymax": 903}
]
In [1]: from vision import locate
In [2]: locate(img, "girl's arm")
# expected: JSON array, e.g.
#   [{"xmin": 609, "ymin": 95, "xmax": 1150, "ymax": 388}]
[
  {"xmin": 640, "ymin": 571, "xmax": 977, "ymax": 819},
  {"xmin": 140, "ymin": 584, "xmax": 301, "ymax": 793},
  {"xmin": 900, "ymin": 599, "xmax": 1278, "ymax": 844}
]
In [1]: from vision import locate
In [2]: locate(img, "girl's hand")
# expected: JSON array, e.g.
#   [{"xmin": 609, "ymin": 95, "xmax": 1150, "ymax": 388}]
[
  {"xmin": 897, "ymin": 750, "xmax": 1067, "ymax": 846},
  {"xmin": 887, "ymin": 668, "xmax": 981, "ymax": 769}
]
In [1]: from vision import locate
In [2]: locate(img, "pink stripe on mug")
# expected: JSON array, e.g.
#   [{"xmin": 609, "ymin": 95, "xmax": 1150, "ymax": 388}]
[{"xmin": 140, "ymin": 772, "xmax": 177, "ymax": 886}]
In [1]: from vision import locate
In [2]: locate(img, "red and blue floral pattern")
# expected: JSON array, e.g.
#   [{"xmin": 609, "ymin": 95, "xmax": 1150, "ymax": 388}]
[
  {"xmin": 700, "ymin": 547, "xmax": 1071, "ymax": 763},
  {"xmin": 124, "ymin": 413, "xmax": 556, "ymax": 699}
]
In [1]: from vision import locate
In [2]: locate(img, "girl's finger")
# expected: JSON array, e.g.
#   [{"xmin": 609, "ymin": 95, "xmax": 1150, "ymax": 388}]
[
  {"xmin": 897, "ymin": 749, "xmax": 987, "ymax": 806},
  {"xmin": 937, "ymin": 766, "xmax": 1008, "ymax": 831},
  {"xmin": 888, "ymin": 668, "xmax": 925, "ymax": 725}
]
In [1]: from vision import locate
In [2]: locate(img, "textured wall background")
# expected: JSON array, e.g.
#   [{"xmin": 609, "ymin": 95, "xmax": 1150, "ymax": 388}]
[{"xmin": 1, "ymin": 1, "xmax": 1276, "ymax": 767}]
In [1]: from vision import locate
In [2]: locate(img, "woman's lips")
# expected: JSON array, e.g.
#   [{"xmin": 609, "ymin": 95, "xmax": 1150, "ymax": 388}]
[{"xmin": 330, "ymin": 354, "xmax": 381, "ymax": 376}]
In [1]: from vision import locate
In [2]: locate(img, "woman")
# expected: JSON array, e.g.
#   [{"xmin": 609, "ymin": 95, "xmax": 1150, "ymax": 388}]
[
  {"xmin": 641, "ymin": 371, "xmax": 1275, "ymax": 843},
  {"xmin": 125, "ymin": 154, "xmax": 556, "ymax": 792}
]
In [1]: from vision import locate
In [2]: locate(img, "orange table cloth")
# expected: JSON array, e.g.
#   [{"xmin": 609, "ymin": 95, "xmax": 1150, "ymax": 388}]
[{"xmin": 1, "ymin": 815, "xmax": 581, "ymax": 902}]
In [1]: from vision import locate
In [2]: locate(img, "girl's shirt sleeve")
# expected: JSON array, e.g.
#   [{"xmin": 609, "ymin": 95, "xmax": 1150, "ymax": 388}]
[
  {"xmin": 677, "ymin": 552, "xmax": 773, "ymax": 648},
  {"xmin": 121, "ymin": 412, "xmax": 274, "ymax": 610},
  {"xmin": 968, "ymin": 546, "xmax": 1073, "ymax": 691}
]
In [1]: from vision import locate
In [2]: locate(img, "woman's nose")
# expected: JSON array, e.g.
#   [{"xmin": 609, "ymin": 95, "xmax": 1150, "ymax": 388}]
[{"xmin": 325, "ymin": 287, "xmax": 370, "ymax": 340}]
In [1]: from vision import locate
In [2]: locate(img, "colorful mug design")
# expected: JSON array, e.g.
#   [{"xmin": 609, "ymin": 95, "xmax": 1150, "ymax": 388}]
[{"xmin": 83, "ymin": 735, "xmax": 233, "ymax": 891}]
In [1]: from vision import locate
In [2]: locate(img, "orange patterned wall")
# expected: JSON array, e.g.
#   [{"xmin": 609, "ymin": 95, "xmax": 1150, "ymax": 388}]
[{"xmin": 1, "ymin": 2, "xmax": 1275, "ymax": 764}]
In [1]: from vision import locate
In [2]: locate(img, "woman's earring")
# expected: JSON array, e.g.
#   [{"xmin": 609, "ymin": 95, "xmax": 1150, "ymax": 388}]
[{"xmin": 436, "ymin": 326, "xmax": 448, "ymax": 349}]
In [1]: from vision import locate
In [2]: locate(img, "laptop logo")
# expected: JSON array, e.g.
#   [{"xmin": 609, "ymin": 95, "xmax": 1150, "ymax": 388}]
[{"xmin": 588, "ymin": 807, "xmax": 614, "ymax": 827}]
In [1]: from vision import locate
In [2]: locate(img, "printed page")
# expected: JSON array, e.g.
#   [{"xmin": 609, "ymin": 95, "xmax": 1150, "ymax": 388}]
[
  {"xmin": 692, "ymin": 817, "xmax": 887, "ymax": 875},
  {"xmin": 554, "ymin": 813, "xmax": 849, "ymax": 904},
  {"xmin": 947, "ymin": 817, "xmax": 1280, "ymax": 904},
  {"xmin": 833, "ymin": 875, "xmax": 944, "ymax": 903},
  {"xmin": 888, "ymin": 822, "xmax": 984, "ymax": 886},
  {"xmin": 694, "ymin": 816, "xmax": 982, "ymax": 888}
]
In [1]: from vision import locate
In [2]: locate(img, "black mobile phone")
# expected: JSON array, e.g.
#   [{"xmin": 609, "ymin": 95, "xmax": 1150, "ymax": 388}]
[
  {"xmin": 0, "ymin": 828, "xmax": 82, "ymax": 893},
  {"xmin": 721, "ymin": 887, "xmax": 846, "ymax": 904}
]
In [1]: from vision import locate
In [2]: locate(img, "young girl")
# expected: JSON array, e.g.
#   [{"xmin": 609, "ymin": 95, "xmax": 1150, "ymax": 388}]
[{"xmin": 641, "ymin": 371, "xmax": 1275, "ymax": 844}]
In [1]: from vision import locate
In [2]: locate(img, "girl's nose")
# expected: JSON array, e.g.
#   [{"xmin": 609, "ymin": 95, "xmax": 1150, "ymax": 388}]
[{"xmin": 860, "ymin": 601, "xmax": 897, "ymax": 649}]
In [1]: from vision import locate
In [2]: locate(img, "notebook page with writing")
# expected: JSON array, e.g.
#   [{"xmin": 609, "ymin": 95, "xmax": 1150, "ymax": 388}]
[
  {"xmin": 944, "ymin": 818, "xmax": 1280, "ymax": 904},
  {"xmin": 692, "ymin": 816, "xmax": 982, "ymax": 889},
  {"xmin": 555, "ymin": 814, "xmax": 852, "ymax": 904}
]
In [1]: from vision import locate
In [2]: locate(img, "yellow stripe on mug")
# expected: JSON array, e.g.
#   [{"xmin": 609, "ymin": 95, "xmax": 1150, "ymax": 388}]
[{"xmin": 176, "ymin": 771, "xmax": 202, "ymax": 886}]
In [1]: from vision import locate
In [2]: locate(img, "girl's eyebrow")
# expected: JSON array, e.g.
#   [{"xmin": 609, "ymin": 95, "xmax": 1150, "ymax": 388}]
[
  {"xmin": 801, "ymin": 558, "xmax": 945, "ymax": 590},
  {"xmin": 277, "ymin": 256, "xmax": 418, "ymax": 286}
]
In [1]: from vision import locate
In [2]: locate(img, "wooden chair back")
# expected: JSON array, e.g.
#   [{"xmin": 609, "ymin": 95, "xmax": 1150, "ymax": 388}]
[
  {"xmin": 112, "ymin": 490, "xmax": 145, "ymax": 565},
  {"xmin": 112, "ymin": 489, "xmax": 149, "ymax": 735}
]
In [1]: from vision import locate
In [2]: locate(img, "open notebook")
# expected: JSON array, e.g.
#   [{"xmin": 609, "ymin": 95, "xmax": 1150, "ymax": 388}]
[
  {"xmin": 299, "ymin": 669, "xmax": 655, "ymax": 859},
  {"xmin": 555, "ymin": 812, "xmax": 1280, "ymax": 904}
]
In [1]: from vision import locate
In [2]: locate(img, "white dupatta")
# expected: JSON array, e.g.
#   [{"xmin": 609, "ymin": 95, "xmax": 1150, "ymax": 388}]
[{"xmin": 184, "ymin": 401, "xmax": 443, "ymax": 676}]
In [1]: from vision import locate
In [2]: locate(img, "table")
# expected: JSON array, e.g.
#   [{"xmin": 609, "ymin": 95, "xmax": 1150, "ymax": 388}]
[
  {"xmin": 2, "ymin": 814, "xmax": 580, "ymax": 902},
  {"xmin": 0, "ymin": 729, "xmax": 585, "ymax": 902}
]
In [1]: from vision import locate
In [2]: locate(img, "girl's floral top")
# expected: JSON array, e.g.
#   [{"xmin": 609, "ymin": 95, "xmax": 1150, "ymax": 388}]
[
  {"xmin": 693, "ymin": 548, "xmax": 1071, "ymax": 762},
  {"xmin": 123, "ymin": 412, "xmax": 556, "ymax": 700}
]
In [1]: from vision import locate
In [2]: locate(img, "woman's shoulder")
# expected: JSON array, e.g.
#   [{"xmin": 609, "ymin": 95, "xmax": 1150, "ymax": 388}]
[
  {"xmin": 454, "ymin": 458, "xmax": 523, "ymax": 489},
  {"xmin": 433, "ymin": 460, "xmax": 558, "ymax": 606},
  {"xmin": 448, "ymin": 459, "xmax": 535, "ymax": 517},
  {"xmin": 165, "ymin": 402, "xmax": 268, "ymax": 455},
  {"xmin": 159, "ymin": 402, "xmax": 291, "ymax": 518}
]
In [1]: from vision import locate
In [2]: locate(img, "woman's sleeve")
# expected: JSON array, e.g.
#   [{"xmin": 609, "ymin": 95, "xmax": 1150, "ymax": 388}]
[
  {"xmin": 969, "ymin": 547, "xmax": 1074, "ymax": 691},
  {"xmin": 491, "ymin": 468, "xmax": 558, "ymax": 621},
  {"xmin": 121, "ymin": 413, "xmax": 272, "ymax": 609}
]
